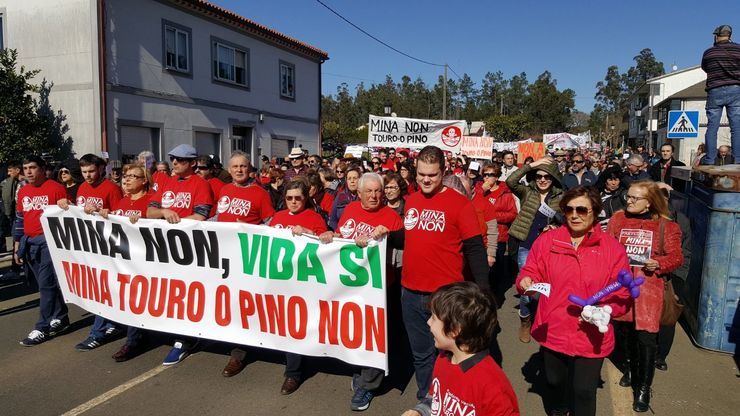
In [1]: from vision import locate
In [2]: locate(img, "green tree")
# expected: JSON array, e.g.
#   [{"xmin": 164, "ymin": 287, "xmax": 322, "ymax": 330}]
[
  {"xmin": 484, "ymin": 114, "xmax": 532, "ymax": 142},
  {"xmin": 526, "ymin": 71, "xmax": 576, "ymax": 134},
  {"xmin": 0, "ymin": 49, "xmax": 73, "ymax": 163},
  {"xmin": 623, "ymin": 48, "xmax": 665, "ymax": 98}
]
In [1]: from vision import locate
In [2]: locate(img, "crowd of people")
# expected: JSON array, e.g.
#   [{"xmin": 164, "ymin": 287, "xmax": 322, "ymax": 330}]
[{"xmin": 6, "ymin": 137, "xmax": 703, "ymax": 415}]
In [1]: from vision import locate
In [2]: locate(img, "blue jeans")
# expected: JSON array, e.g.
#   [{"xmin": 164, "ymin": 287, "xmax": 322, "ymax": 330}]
[
  {"xmin": 89, "ymin": 315, "xmax": 120, "ymax": 340},
  {"xmin": 517, "ymin": 247, "xmax": 532, "ymax": 318},
  {"xmin": 401, "ymin": 288, "xmax": 435, "ymax": 401},
  {"xmin": 25, "ymin": 239, "xmax": 68, "ymax": 332},
  {"xmin": 705, "ymin": 85, "xmax": 740, "ymax": 164}
]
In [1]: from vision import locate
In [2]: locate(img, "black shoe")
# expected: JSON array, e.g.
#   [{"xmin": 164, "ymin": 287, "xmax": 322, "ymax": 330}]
[
  {"xmin": 20, "ymin": 330, "xmax": 48, "ymax": 347},
  {"xmin": 619, "ymin": 370, "xmax": 631, "ymax": 387},
  {"xmin": 49, "ymin": 318, "xmax": 70, "ymax": 337},
  {"xmin": 655, "ymin": 359, "xmax": 668, "ymax": 371},
  {"xmin": 633, "ymin": 385, "xmax": 651, "ymax": 412}
]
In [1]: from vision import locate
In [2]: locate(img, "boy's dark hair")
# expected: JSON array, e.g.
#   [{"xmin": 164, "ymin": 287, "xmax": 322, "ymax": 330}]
[
  {"xmin": 429, "ymin": 282, "xmax": 497, "ymax": 353},
  {"xmin": 23, "ymin": 155, "xmax": 46, "ymax": 168},
  {"xmin": 79, "ymin": 153, "xmax": 106, "ymax": 168},
  {"xmin": 416, "ymin": 145, "xmax": 445, "ymax": 172}
]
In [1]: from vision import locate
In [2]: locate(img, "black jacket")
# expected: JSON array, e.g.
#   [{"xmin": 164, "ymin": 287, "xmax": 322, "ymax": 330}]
[{"xmin": 649, "ymin": 158, "xmax": 686, "ymax": 186}]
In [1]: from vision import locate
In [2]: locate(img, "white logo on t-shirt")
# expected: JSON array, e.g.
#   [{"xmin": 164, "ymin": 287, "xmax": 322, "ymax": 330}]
[
  {"xmin": 77, "ymin": 195, "xmax": 104, "ymax": 210},
  {"xmin": 217, "ymin": 196, "xmax": 251, "ymax": 216},
  {"xmin": 404, "ymin": 208, "xmax": 419, "ymax": 230},
  {"xmin": 407, "ymin": 209, "xmax": 446, "ymax": 232},
  {"xmin": 22, "ymin": 196, "xmax": 49, "ymax": 212},
  {"xmin": 339, "ymin": 219, "xmax": 356, "ymax": 238},
  {"xmin": 161, "ymin": 191, "xmax": 192, "ymax": 209},
  {"xmin": 430, "ymin": 377, "xmax": 476, "ymax": 416}
]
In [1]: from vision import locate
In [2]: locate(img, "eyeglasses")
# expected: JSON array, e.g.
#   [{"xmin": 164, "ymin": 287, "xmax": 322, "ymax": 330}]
[
  {"xmin": 123, "ymin": 174, "xmax": 144, "ymax": 180},
  {"xmin": 572, "ymin": 160, "xmax": 584, "ymax": 164},
  {"xmin": 483, "ymin": 173, "xmax": 498, "ymax": 178},
  {"xmin": 194, "ymin": 166, "xmax": 210, "ymax": 171},
  {"xmin": 336, "ymin": 170, "xmax": 345, "ymax": 174},
  {"xmin": 59, "ymin": 169, "xmax": 70, "ymax": 174},
  {"xmin": 372, "ymin": 161, "xmax": 381, "ymax": 165},
  {"xmin": 169, "ymin": 156, "xmax": 193, "ymax": 163},
  {"xmin": 564, "ymin": 206, "xmax": 592, "ymax": 216},
  {"xmin": 285, "ymin": 195, "xmax": 304, "ymax": 202},
  {"xmin": 535, "ymin": 174, "xmax": 553, "ymax": 181},
  {"xmin": 384, "ymin": 185, "xmax": 399, "ymax": 190},
  {"xmin": 626, "ymin": 194, "xmax": 648, "ymax": 202}
]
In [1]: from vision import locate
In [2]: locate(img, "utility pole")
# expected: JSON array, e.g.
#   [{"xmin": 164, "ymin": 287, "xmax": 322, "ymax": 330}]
[{"xmin": 442, "ymin": 64, "xmax": 448, "ymax": 120}]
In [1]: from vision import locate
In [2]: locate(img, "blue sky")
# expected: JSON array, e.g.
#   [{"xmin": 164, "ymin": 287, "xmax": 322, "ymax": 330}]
[{"xmin": 211, "ymin": 0, "xmax": 738, "ymax": 113}]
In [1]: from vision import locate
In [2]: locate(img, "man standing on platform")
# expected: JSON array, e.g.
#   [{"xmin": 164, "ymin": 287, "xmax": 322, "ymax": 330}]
[{"xmin": 701, "ymin": 24, "xmax": 740, "ymax": 164}]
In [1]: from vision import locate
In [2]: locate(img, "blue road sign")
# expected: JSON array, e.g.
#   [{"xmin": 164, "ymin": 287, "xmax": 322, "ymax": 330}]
[{"xmin": 667, "ymin": 110, "xmax": 699, "ymax": 139}]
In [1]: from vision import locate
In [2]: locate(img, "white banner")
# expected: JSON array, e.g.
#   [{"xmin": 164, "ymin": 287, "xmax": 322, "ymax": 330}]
[
  {"xmin": 367, "ymin": 115, "xmax": 465, "ymax": 152},
  {"xmin": 461, "ymin": 136, "xmax": 494, "ymax": 159},
  {"xmin": 492, "ymin": 139, "xmax": 533, "ymax": 153},
  {"xmin": 543, "ymin": 132, "xmax": 591, "ymax": 149},
  {"xmin": 41, "ymin": 207, "xmax": 388, "ymax": 371}
]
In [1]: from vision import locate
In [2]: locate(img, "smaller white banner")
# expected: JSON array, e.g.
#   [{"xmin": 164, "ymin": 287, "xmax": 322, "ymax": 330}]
[{"xmin": 367, "ymin": 115, "xmax": 465, "ymax": 152}]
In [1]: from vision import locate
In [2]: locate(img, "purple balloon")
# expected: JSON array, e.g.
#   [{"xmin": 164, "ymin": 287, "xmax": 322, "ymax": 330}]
[{"xmin": 569, "ymin": 269, "xmax": 644, "ymax": 307}]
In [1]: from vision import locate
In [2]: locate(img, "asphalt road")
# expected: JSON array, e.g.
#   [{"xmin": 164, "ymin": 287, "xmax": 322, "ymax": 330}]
[{"xmin": 1, "ymin": 272, "xmax": 738, "ymax": 416}]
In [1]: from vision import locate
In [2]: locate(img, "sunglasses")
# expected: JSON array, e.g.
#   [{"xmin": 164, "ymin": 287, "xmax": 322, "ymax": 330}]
[
  {"xmin": 285, "ymin": 195, "xmax": 304, "ymax": 202},
  {"xmin": 169, "ymin": 156, "xmax": 193, "ymax": 163},
  {"xmin": 336, "ymin": 170, "xmax": 345, "ymax": 174},
  {"xmin": 483, "ymin": 173, "xmax": 498, "ymax": 178},
  {"xmin": 194, "ymin": 166, "xmax": 210, "ymax": 171},
  {"xmin": 572, "ymin": 160, "xmax": 584, "ymax": 164},
  {"xmin": 535, "ymin": 174, "xmax": 553, "ymax": 181},
  {"xmin": 373, "ymin": 161, "xmax": 381, "ymax": 165},
  {"xmin": 59, "ymin": 169, "xmax": 70, "ymax": 174},
  {"xmin": 564, "ymin": 206, "xmax": 592, "ymax": 216}
]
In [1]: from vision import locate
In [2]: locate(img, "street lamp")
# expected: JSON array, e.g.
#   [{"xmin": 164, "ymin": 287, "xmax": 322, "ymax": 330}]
[{"xmin": 384, "ymin": 102, "xmax": 392, "ymax": 116}]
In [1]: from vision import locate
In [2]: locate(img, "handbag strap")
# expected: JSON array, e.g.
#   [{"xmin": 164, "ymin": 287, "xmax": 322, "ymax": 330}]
[{"xmin": 658, "ymin": 219, "xmax": 665, "ymax": 256}]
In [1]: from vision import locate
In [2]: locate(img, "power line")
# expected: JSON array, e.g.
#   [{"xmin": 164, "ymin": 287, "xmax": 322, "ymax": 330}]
[{"xmin": 315, "ymin": 0, "xmax": 461, "ymax": 79}]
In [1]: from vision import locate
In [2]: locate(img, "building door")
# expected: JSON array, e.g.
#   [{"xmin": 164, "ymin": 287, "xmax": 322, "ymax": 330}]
[
  {"xmin": 231, "ymin": 125, "xmax": 255, "ymax": 165},
  {"xmin": 120, "ymin": 125, "xmax": 160, "ymax": 164}
]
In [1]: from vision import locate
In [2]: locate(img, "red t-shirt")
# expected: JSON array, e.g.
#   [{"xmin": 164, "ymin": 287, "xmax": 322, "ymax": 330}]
[
  {"xmin": 336, "ymin": 201, "xmax": 403, "ymax": 239},
  {"xmin": 381, "ymin": 159, "xmax": 397, "ymax": 171},
  {"xmin": 76, "ymin": 179, "xmax": 123, "ymax": 211},
  {"xmin": 149, "ymin": 174, "xmax": 213, "ymax": 218},
  {"xmin": 111, "ymin": 191, "xmax": 154, "ymax": 218},
  {"xmin": 318, "ymin": 192, "xmax": 334, "ymax": 215},
  {"xmin": 17, "ymin": 179, "xmax": 67, "ymax": 237},
  {"xmin": 271, "ymin": 209, "xmax": 328, "ymax": 236},
  {"xmin": 428, "ymin": 352, "xmax": 520, "ymax": 416},
  {"xmin": 216, "ymin": 183, "xmax": 275, "ymax": 224},
  {"xmin": 151, "ymin": 171, "xmax": 170, "ymax": 193},
  {"xmin": 207, "ymin": 177, "xmax": 225, "ymax": 218},
  {"xmin": 402, "ymin": 188, "xmax": 481, "ymax": 293}
]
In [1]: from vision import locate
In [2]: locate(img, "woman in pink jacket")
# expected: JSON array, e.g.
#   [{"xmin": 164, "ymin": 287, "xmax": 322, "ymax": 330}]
[{"xmin": 517, "ymin": 186, "xmax": 631, "ymax": 416}]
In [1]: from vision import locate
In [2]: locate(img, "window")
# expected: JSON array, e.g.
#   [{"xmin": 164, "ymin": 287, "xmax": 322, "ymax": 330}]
[
  {"xmin": 162, "ymin": 20, "xmax": 191, "ymax": 74},
  {"xmin": 212, "ymin": 39, "xmax": 248, "ymax": 87},
  {"xmin": 280, "ymin": 61, "xmax": 295, "ymax": 99}
]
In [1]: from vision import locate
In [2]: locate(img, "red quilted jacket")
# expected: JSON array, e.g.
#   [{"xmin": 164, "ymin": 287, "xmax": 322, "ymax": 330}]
[
  {"xmin": 474, "ymin": 182, "xmax": 518, "ymax": 242},
  {"xmin": 606, "ymin": 211, "xmax": 683, "ymax": 333}
]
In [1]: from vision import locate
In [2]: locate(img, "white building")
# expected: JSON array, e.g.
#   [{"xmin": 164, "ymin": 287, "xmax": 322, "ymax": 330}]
[
  {"xmin": 0, "ymin": 0, "xmax": 328, "ymax": 164},
  {"xmin": 628, "ymin": 66, "xmax": 730, "ymax": 164}
]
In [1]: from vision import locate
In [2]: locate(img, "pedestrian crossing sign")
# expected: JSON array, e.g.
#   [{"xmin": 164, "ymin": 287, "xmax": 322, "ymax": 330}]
[{"xmin": 667, "ymin": 110, "xmax": 699, "ymax": 138}]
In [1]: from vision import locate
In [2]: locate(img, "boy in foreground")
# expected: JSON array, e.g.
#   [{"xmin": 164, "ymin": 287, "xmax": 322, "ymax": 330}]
[{"xmin": 402, "ymin": 282, "xmax": 519, "ymax": 416}]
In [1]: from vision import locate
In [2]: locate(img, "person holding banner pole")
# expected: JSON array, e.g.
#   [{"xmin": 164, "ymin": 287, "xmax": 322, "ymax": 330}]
[
  {"xmin": 216, "ymin": 150, "xmax": 275, "ymax": 377},
  {"xmin": 319, "ymin": 172, "xmax": 404, "ymax": 412},
  {"xmin": 269, "ymin": 179, "xmax": 328, "ymax": 395},
  {"xmin": 98, "ymin": 164, "xmax": 154, "ymax": 362},
  {"xmin": 57, "ymin": 154, "xmax": 125, "ymax": 352},
  {"xmin": 400, "ymin": 146, "xmax": 490, "ymax": 403},
  {"xmin": 16, "ymin": 155, "xmax": 71, "ymax": 346},
  {"xmin": 147, "ymin": 144, "xmax": 214, "ymax": 366}
]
